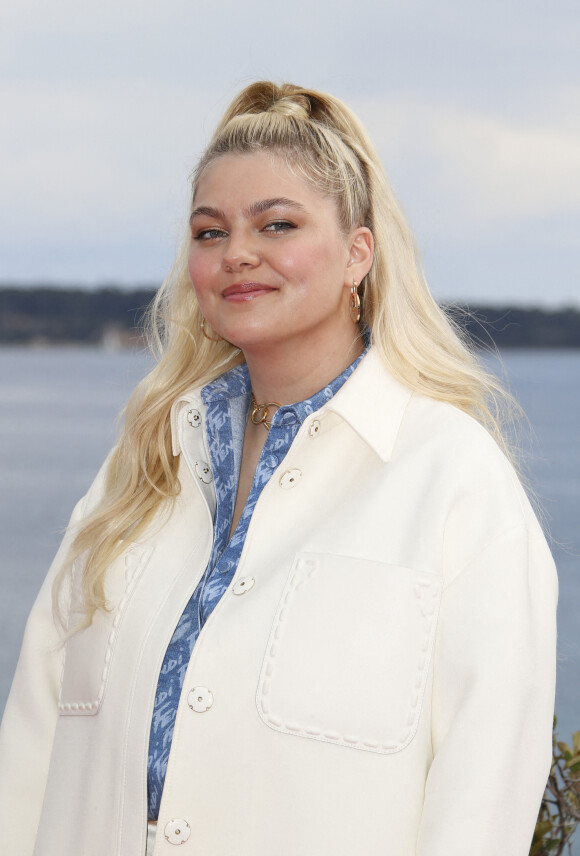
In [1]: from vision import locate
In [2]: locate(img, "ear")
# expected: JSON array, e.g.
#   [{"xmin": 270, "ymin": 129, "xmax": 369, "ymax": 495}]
[{"xmin": 345, "ymin": 227, "xmax": 374, "ymax": 286}]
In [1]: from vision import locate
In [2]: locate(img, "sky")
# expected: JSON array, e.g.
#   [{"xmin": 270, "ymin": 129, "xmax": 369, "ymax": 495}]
[{"xmin": 0, "ymin": 0, "xmax": 578, "ymax": 306}]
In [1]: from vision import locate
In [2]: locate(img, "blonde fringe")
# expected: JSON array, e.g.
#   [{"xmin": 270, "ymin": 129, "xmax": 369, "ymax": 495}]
[{"xmin": 54, "ymin": 81, "xmax": 525, "ymax": 629}]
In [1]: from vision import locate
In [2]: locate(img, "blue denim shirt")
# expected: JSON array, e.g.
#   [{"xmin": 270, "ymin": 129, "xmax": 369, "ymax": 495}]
[{"xmin": 147, "ymin": 347, "xmax": 367, "ymax": 818}]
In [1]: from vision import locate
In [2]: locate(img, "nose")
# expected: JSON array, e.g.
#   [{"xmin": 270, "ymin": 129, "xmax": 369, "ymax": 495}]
[{"xmin": 222, "ymin": 228, "xmax": 260, "ymax": 272}]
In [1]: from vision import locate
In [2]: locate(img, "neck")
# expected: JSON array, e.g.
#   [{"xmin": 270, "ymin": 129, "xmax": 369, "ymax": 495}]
[{"xmin": 245, "ymin": 329, "xmax": 365, "ymax": 405}]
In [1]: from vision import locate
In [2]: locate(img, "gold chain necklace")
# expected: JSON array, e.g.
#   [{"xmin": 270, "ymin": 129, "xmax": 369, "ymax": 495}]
[{"xmin": 250, "ymin": 394, "xmax": 281, "ymax": 431}]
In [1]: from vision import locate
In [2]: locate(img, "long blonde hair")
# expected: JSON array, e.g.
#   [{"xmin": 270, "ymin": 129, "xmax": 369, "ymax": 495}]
[{"xmin": 55, "ymin": 81, "xmax": 520, "ymax": 625}]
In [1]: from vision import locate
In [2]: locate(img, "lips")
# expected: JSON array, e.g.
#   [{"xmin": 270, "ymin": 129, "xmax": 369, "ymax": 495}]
[{"xmin": 221, "ymin": 282, "xmax": 277, "ymax": 301}]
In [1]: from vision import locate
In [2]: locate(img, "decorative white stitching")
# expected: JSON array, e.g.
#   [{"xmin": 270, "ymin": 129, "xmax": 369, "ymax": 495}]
[
  {"xmin": 58, "ymin": 545, "xmax": 153, "ymax": 714},
  {"xmin": 257, "ymin": 555, "xmax": 441, "ymax": 754}
]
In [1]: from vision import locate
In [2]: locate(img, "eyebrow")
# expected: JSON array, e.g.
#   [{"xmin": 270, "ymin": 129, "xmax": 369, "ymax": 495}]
[
  {"xmin": 245, "ymin": 197, "xmax": 306, "ymax": 217},
  {"xmin": 189, "ymin": 197, "xmax": 306, "ymax": 225},
  {"xmin": 189, "ymin": 206, "xmax": 225, "ymax": 225}
]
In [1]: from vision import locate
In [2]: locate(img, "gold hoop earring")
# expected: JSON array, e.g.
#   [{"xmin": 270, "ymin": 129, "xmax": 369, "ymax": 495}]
[
  {"xmin": 201, "ymin": 317, "xmax": 222, "ymax": 342},
  {"xmin": 350, "ymin": 282, "xmax": 361, "ymax": 324}
]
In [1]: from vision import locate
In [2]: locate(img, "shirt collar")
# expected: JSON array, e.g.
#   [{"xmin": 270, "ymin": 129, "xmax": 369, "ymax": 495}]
[
  {"xmin": 199, "ymin": 336, "xmax": 370, "ymax": 431},
  {"xmin": 170, "ymin": 342, "xmax": 412, "ymax": 462},
  {"xmin": 200, "ymin": 363, "xmax": 252, "ymax": 404}
]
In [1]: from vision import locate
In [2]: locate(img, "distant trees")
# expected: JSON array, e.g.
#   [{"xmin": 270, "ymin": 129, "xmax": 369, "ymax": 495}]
[
  {"xmin": 0, "ymin": 286, "xmax": 155, "ymax": 345},
  {"xmin": 446, "ymin": 304, "xmax": 580, "ymax": 349},
  {"xmin": 1, "ymin": 286, "xmax": 580, "ymax": 348}
]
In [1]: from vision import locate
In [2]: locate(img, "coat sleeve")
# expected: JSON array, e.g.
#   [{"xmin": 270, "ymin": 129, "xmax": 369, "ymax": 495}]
[
  {"xmin": 0, "ymin": 456, "xmax": 111, "ymax": 856},
  {"xmin": 416, "ymin": 524, "xmax": 558, "ymax": 856}
]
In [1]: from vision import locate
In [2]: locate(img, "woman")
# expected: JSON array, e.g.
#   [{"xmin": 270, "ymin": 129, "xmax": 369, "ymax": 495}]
[{"xmin": 0, "ymin": 82, "xmax": 557, "ymax": 856}]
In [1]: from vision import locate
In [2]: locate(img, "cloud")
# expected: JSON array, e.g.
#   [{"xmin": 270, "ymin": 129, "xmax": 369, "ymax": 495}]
[
  {"xmin": 0, "ymin": 79, "xmax": 217, "ymax": 242},
  {"xmin": 0, "ymin": 0, "xmax": 577, "ymax": 300},
  {"xmin": 356, "ymin": 93, "xmax": 580, "ymax": 236},
  {"xmin": 427, "ymin": 105, "xmax": 580, "ymax": 218}
]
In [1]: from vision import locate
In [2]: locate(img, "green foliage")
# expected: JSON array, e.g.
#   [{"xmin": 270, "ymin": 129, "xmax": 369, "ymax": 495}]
[{"xmin": 531, "ymin": 720, "xmax": 580, "ymax": 855}]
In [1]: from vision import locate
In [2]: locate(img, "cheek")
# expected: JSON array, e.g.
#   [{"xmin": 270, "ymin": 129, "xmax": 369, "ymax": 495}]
[
  {"xmin": 187, "ymin": 248, "xmax": 215, "ymax": 297},
  {"xmin": 278, "ymin": 240, "xmax": 342, "ymax": 285}
]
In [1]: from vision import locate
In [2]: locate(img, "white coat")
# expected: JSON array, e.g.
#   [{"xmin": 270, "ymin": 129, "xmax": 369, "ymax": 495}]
[{"xmin": 0, "ymin": 347, "xmax": 558, "ymax": 856}]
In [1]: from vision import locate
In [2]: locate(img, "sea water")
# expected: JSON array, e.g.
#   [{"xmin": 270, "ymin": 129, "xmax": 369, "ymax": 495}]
[{"xmin": 0, "ymin": 346, "xmax": 578, "ymax": 847}]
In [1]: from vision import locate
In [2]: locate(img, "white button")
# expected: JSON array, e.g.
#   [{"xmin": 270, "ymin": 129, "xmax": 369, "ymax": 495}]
[
  {"xmin": 232, "ymin": 576, "xmax": 255, "ymax": 595},
  {"xmin": 164, "ymin": 818, "xmax": 191, "ymax": 845},
  {"xmin": 195, "ymin": 461, "xmax": 212, "ymax": 484},
  {"xmin": 187, "ymin": 408, "xmax": 201, "ymax": 428},
  {"xmin": 308, "ymin": 419, "xmax": 321, "ymax": 437},
  {"xmin": 279, "ymin": 468, "xmax": 302, "ymax": 489},
  {"xmin": 188, "ymin": 686, "xmax": 213, "ymax": 712}
]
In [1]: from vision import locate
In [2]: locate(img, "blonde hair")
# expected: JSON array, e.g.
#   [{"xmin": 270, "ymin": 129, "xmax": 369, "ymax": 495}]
[{"xmin": 55, "ymin": 81, "xmax": 520, "ymax": 625}]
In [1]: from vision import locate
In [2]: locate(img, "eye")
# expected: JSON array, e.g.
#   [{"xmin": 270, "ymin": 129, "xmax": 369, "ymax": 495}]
[
  {"xmin": 262, "ymin": 220, "xmax": 296, "ymax": 234},
  {"xmin": 193, "ymin": 227, "xmax": 228, "ymax": 241}
]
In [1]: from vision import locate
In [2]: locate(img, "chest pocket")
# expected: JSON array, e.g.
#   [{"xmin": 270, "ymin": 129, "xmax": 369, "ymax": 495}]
[
  {"xmin": 58, "ymin": 544, "xmax": 153, "ymax": 716},
  {"xmin": 257, "ymin": 552, "xmax": 441, "ymax": 754}
]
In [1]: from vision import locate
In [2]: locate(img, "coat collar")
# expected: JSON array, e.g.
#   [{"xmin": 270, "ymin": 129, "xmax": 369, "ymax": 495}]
[
  {"xmin": 324, "ymin": 347, "xmax": 413, "ymax": 463},
  {"xmin": 170, "ymin": 347, "xmax": 413, "ymax": 463}
]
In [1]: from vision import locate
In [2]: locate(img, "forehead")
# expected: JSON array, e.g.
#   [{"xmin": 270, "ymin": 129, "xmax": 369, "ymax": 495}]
[{"xmin": 193, "ymin": 151, "xmax": 336, "ymax": 213}]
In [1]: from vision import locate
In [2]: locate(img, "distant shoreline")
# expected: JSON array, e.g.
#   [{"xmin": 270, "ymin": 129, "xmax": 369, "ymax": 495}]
[{"xmin": 1, "ymin": 286, "xmax": 580, "ymax": 349}]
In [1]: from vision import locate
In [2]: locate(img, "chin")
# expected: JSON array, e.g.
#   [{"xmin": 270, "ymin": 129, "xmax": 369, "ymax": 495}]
[{"xmin": 218, "ymin": 320, "xmax": 279, "ymax": 352}]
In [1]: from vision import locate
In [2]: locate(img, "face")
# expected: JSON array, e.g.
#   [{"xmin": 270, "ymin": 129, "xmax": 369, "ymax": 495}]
[{"xmin": 187, "ymin": 151, "xmax": 372, "ymax": 358}]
